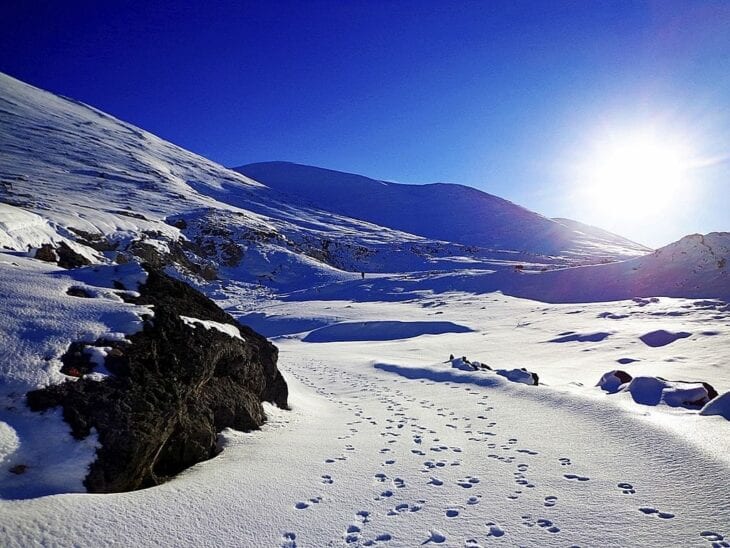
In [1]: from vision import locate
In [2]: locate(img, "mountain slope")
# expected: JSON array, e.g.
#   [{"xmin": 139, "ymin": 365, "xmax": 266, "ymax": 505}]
[{"xmin": 237, "ymin": 161, "xmax": 650, "ymax": 258}]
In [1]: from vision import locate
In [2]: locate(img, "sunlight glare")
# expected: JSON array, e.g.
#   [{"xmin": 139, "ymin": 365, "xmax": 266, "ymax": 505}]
[{"xmin": 580, "ymin": 130, "xmax": 694, "ymax": 218}]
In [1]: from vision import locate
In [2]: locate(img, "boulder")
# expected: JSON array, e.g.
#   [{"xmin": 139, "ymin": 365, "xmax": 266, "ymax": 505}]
[
  {"xmin": 496, "ymin": 368, "xmax": 539, "ymax": 385},
  {"xmin": 26, "ymin": 268, "xmax": 288, "ymax": 493},
  {"xmin": 597, "ymin": 370, "xmax": 633, "ymax": 393}
]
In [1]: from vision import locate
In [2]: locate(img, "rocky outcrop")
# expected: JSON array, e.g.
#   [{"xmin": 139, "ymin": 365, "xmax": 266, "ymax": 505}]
[{"xmin": 26, "ymin": 268, "xmax": 288, "ymax": 493}]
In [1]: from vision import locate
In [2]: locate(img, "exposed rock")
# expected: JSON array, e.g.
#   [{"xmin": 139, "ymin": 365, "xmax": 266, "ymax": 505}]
[
  {"xmin": 66, "ymin": 286, "xmax": 92, "ymax": 298},
  {"xmin": 26, "ymin": 268, "xmax": 288, "ymax": 493},
  {"xmin": 34, "ymin": 244, "xmax": 57, "ymax": 263},
  {"xmin": 57, "ymin": 241, "xmax": 92, "ymax": 269}
]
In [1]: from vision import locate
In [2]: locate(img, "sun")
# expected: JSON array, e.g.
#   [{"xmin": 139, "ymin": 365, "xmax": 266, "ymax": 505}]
[{"xmin": 578, "ymin": 130, "xmax": 694, "ymax": 218}]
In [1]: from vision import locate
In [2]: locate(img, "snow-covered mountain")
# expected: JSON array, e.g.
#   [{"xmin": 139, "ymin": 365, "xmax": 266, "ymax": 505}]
[{"xmin": 237, "ymin": 161, "xmax": 650, "ymax": 259}]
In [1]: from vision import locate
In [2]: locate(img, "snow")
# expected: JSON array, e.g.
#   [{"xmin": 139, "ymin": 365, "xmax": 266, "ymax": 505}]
[
  {"xmin": 700, "ymin": 392, "xmax": 730, "ymax": 420},
  {"xmin": 237, "ymin": 161, "xmax": 650, "ymax": 258},
  {"xmin": 0, "ymin": 256, "xmax": 152, "ymax": 498},
  {"xmin": 180, "ymin": 316, "xmax": 245, "ymax": 340},
  {"xmin": 0, "ymin": 71, "xmax": 728, "ymax": 547}
]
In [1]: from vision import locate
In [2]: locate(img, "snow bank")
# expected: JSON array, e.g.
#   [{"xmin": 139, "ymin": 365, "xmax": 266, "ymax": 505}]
[{"xmin": 700, "ymin": 392, "xmax": 730, "ymax": 420}]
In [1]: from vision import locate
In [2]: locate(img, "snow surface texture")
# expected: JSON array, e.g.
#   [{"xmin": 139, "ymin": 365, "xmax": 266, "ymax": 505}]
[{"xmin": 0, "ymin": 72, "xmax": 728, "ymax": 546}]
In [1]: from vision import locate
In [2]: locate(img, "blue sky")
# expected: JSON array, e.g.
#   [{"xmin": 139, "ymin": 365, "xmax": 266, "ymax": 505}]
[{"xmin": 1, "ymin": 1, "xmax": 728, "ymax": 247}]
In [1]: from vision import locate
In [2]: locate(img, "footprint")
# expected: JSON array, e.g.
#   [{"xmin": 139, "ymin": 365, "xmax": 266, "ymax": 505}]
[
  {"xmin": 558, "ymin": 457, "xmax": 571, "ymax": 466},
  {"xmin": 457, "ymin": 476, "xmax": 480, "ymax": 488},
  {"xmin": 486, "ymin": 523, "xmax": 506, "ymax": 537},
  {"xmin": 537, "ymin": 518, "xmax": 561, "ymax": 533},
  {"xmin": 700, "ymin": 531, "xmax": 728, "ymax": 546},
  {"xmin": 445, "ymin": 509, "xmax": 459, "ymax": 518},
  {"xmin": 639, "ymin": 507, "xmax": 675, "ymax": 519},
  {"xmin": 564, "ymin": 474, "xmax": 590, "ymax": 482},
  {"xmin": 393, "ymin": 477, "xmax": 406, "ymax": 488},
  {"xmin": 357, "ymin": 510, "xmax": 371, "ymax": 523},
  {"xmin": 294, "ymin": 501, "xmax": 309, "ymax": 510},
  {"xmin": 280, "ymin": 532, "xmax": 297, "ymax": 548},
  {"xmin": 321, "ymin": 475, "xmax": 334, "ymax": 484},
  {"xmin": 423, "ymin": 530, "xmax": 446, "ymax": 544},
  {"xmin": 467, "ymin": 495, "xmax": 481, "ymax": 505},
  {"xmin": 428, "ymin": 477, "xmax": 444, "ymax": 486},
  {"xmin": 345, "ymin": 525, "xmax": 361, "ymax": 544},
  {"xmin": 618, "ymin": 482, "xmax": 636, "ymax": 494},
  {"xmin": 544, "ymin": 496, "xmax": 558, "ymax": 508}
]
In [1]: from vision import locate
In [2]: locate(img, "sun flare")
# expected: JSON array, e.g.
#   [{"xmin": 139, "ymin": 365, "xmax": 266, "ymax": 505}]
[{"xmin": 580, "ymin": 131, "xmax": 694, "ymax": 217}]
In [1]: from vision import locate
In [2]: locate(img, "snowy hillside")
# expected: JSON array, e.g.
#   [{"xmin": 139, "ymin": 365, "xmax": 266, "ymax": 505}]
[
  {"xmin": 1, "ymin": 72, "xmax": 729, "ymax": 547},
  {"xmin": 237, "ymin": 161, "xmax": 650, "ymax": 258}
]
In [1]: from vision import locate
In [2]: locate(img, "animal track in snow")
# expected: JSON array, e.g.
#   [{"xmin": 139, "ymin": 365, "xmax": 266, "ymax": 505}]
[
  {"xmin": 427, "ymin": 477, "xmax": 444, "ymax": 486},
  {"xmin": 700, "ymin": 531, "xmax": 728, "ymax": 546},
  {"xmin": 618, "ymin": 482, "xmax": 636, "ymax": 494},
  {"xmin": 558, "ymin": 457, "xmax": 571, "ymax": 466},
  {"xmin": 564, "ymin": 473, "xmax": 589, "ymax": 482},
  {"xmin": 544, "ymin": 496, "xmax": 558, "ymax": 507},
  {"xmin": 445, "ymin": 508, "xmax": 460, "ymax": 518},
  {"xmin": 537, "ymin": 518, "xmax": 561, "ymax": 533},
  {"xmin": 321, "ymin": 474, "xmax": 334, "ymax": 484},
  {"xmin": 423, "ymin": 529, "xmax": 446, "ymax": 544},
  {"xmin": 457, "ymin": 476, "xmax": 480, "ymax": 488},
  {"xmin": 486, "ymin": 522, "xmax": 506, "ymax": 537},
  {"xmin": 280, "ymin": 532, "xmax": 297, "ymax": 548},
  {"xmin": 639, "ymin": 507, "xmax": 675, "ymax": 519}
]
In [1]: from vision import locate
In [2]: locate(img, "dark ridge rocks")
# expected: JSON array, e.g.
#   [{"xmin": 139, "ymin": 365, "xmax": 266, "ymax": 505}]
[
  {"xmin": 26, "ymin": 268, "xmax": 288, "ymax": 493},
  {"xmin": 33, "ymin": 242, "xmax": 91, "ymax": 269}
]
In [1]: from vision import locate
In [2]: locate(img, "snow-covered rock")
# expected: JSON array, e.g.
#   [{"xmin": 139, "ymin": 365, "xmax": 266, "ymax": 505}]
[
  {"xmin": 626, "ymin": 376, "xmax": 717, "ymax": 409},
  {"xmin": 495, "ymin": 368, "xmax": 539, "ymax": 385},
  {"xmin": 597, "ymin": 370, "xmax": 633, "ymax": 393},
  {"xmin": 699, "ymin": 391, "xmax": 730, "ymax": 420}
]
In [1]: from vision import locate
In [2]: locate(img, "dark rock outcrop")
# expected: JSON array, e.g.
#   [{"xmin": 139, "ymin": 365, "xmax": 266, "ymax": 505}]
[
  {"xmin": 27, "ymin": 268, "xmax": 288, "ymax": 493},
  {"xmin": 33, "ymin": 242, "xmax": 91, "ymax": 269}
]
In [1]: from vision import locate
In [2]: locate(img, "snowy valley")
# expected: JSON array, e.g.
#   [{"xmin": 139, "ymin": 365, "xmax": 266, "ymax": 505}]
[{"xmin": 0, "ymin": 72, "xmax": 729, "ymax": 547}]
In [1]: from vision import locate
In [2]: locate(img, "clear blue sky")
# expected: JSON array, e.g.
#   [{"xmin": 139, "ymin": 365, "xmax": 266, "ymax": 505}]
[{"xmin": 1, "ymin": 1, "xmax": 728, "ymax": 247}]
